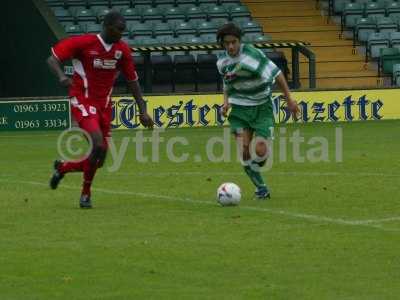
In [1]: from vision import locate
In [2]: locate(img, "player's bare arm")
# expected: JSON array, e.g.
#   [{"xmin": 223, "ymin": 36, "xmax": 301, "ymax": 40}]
[
  {"xmin": 47, "ymin": 55, "xmax": 72, "ymax": 87},
  {"xmin": 126, "ymin": 80, "xmax": 154, "ymax": 128},
  {"xmin": 222, "ymin": 90, "xmax": 230, "ymax": 117},
  {"xmin": 276, "ymin": 72, "xmax": 300, "ymax": 118}
]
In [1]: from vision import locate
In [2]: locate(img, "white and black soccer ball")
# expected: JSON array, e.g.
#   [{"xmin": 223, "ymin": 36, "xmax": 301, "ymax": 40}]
[{"xmin": 217, "ymin": 183, "xmax": 241, "ymax": 206}]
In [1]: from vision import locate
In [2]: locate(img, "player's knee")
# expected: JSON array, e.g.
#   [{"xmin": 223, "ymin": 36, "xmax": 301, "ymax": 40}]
[
  {"xmin": 242, "ymin": 145, "xmax": 251, "ymax": 161},
  {"xmin": 97, "ymin": 148, "xmax": 107, "ymax": 168}
]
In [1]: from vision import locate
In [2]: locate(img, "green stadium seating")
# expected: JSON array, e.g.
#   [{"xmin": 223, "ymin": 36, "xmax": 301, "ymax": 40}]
[
  {"xmin": 73, "ymin": 8, "xmax": 97, "ymax": 24},
  {"xmin": 389, "ymin": 31, "xmax": 400, "ymax": 49},
  {"xmin": 86, "ymin": 23, "xmax": 103, "ymax": 33},
  {"xmin": 46, "ymin": 0, "xmax": 65, "ymax": 8},
  {"xmin": 129, "ymin": 22, "xmax": 153, "ymax": 38},
  {"xmin": 87, "ymin": 0, "xmax": 110, "ymax": 8},
  {"xmin": 240, "ymin": 20, "xmax": 263, "ymax": 34},
  {"xmin": 368, "ymin": 32, "xmax": 390, "ymax": 59},
  {"xmin": 120, "ymin": 7, "xmax": 142, "ymax": 21},
  {"xmin": 153, "ymin": 22, "xmax": 175, "ymax": 37},
  {"xmin": 365, "ymin": 2, "xmax": 385, "ymax": 20},
  {"xmin": 229, "ymin": 5, "xmax": 251, "ymax": 20},
  {"xmin": 65, "ymin": 24, "xmax": 85, "ymax": 35},
  {"xmin": 175, "ymin": 21, "xmax": 197, "ymax": 36},
  {"xmin": 207, "ymin": 6, "xmax": 229, "ymax": 23},
  {"xmin": 380, "ymin": 47, "xmax": 400, "ymax": 76},
  {"xmin": 342, "ymin": 2, "xmax": 364, "ymax": 28},
  {"xmin": 52, "ymin": 7, "xmax": 75, "ymax": 22},
  {"xmin": 65, "ymin": 0, "xmax": 87, "ymax": 8},
  {"xmin": 386, "ymin": 1, "xmax": 400, "ymax": 19},
  {"xmin": 164, "ymin": 7, "xmax": 185, "ymax": 21},
  {"xmin": 334, "ymin": 0, "xmax": 347, "ymax": 14},
  {"xmin": 142, "ymin": 7, "xmax": 164, "ymax": 21},
  {"xmin": 377, "ymin": 17, "xmax": 398, "ymax": 35},
  {"xmin": 392, "ymin": 63, "xmax": 400, "ymax": 85},
  {"xmin": 94, "ymin": 7, "xmax": 112, "ymax": 22},
  {"xmin": 185, "ymin": 6, "xmax": 207, "ymax": 21},
  {"xmin": 355, "ymin": 17, "xmax": 377, "ymax": 42}
]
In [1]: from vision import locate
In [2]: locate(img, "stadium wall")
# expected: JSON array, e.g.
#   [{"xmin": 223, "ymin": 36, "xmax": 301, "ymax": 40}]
[
  {"xmin": 1, "ymin": 89, "xmax": 400, "ymax": 131},
  {"xmin": 1, "ymin": 0, "xmax": 66, "ymax": 98}
]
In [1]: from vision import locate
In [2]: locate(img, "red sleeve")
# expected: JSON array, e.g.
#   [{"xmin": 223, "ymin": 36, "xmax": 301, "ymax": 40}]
[
  {"xmin": 51, "ymin": 35, "xmax": 89, "ymax": 62},
  {"xmin": 119, "ymin": 44, "xmax": 138, "ymax": 82}
]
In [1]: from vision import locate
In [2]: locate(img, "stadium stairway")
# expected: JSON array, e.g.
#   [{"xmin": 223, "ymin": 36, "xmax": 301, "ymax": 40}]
[{"xmin": 243, "ymin": 0, "xmax": 389, "ymax": 89}]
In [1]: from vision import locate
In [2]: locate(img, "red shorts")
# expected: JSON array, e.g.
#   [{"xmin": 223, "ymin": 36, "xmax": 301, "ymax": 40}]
[{"xmin": 70, "ymin": 96, "xmax": 112, "ymax": 144}]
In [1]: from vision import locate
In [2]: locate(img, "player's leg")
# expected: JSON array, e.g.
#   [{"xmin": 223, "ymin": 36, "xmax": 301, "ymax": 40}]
[
  {"xmin": 250, "ymin": 104, "xmax": 275, "ymax": 199},
  {"xmin": 96, "ymin": 105, "xmax": 112, "ymax": 169},
  {"xmin": 229, "ymin": 105, "xmax": 268, "ymax": 196},
  {"xmin": 79, "ymin": 117, "xmax": 105, "ymax": 208},
  {"xmin": 50, "ymin": 103, "xmax": 90, "ymax": 189}
]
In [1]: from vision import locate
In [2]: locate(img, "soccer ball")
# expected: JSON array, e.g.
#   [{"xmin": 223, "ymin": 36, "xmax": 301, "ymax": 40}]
[{"xmin": 217, "ymin": 183, "xmax": 241, "ymax": 206}]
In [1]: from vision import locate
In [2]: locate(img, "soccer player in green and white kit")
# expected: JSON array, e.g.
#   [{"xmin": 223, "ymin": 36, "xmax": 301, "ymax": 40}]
[{"xmin": 216, "ymin": 23, "xmax": 299, "ymax": 199}]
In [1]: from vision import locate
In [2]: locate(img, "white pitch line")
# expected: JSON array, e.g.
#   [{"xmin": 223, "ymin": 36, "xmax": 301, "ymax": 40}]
[
  {"xmin": 112, "ymin": 171, "xmax": 400, "ymax": 178},
  {"xmin": 1, "ymin": 178, "xmax": 399, "ymax": 232}
]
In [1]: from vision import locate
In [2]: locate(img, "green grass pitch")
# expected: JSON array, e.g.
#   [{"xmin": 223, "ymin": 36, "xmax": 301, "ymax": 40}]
[{"xmin": 0, "ymin": 120, "xmax": 399, "ymax": 299}]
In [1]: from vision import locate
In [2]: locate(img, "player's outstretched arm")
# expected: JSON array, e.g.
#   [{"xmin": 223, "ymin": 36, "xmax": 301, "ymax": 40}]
[
  {"xmin": 276, "ymin": 73, "xmax": 299, "ymax": 119},
  {"xmin": 126, "ymin": 80, "xmax": 154, "ymax": 128},
  {"xmin": 47, "ymin": 56, "xmax": 72, "ymax": 88}
]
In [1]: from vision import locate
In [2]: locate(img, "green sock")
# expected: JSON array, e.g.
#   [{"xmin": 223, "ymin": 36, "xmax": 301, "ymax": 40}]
[{"xmin": 243, "ymin": 160, "xmax": 266, "ymax": 190}]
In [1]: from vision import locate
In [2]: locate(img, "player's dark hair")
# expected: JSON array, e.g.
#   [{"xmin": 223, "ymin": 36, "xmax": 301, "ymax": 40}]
[
  {"xmin": 103, "ymin": 10, "xmax": 125, "ymax": 27},
  {"xmin": 216, "ymin": 23, "xmax": 242, "ymax": 45}
]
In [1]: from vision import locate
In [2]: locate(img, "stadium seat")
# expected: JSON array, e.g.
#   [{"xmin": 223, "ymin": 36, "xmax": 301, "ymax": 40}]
[
  {"xmin": 164, "ymin": 7, "xmax": 186, "ymax": 21},
  {"xmin": 153, "ymin": 22, "xmax": 175, "ymax": 37},
  {"xmin": 129, "ymin": 22, "xmax": 153, "ymax": 38},
  {"xmin": 240, "ymin": 20, "xmax": 263, "ymax": 34},
  {"xmin": 367, "ymin": 32, "xmax": 390, "ymax": 59},
  {"xmin": 242, "ymin": 33, "xmax": 270, "ymax": 42},
  {"xmin": 377, "ymin": 17, "xmax": 398, "ymax": 35},
  {"xmin": 333, "ymin": 0, "xmax": 347, "ymax": 14},
  {"xmin": 355, "ymin": 17, "xmax": 377, "ymax": 42},
  {"xmin": 196, "ymin": 53, "xmax": 221, "ymax": 91},
  {"xmin": 197, "ymin": 20, "xmax": 218, "ymax": 36},
  {"xmin": 64, "ymin": 0, "xmax": 87, "ymax": 8},
  {"xmin": 379, "ymin": 47, "xmax": 400, "ymax": 75},
  {"xmin": 386, "ymin": 1, "xmax": 400, "ymax": 19},
  {"xmin": 45, "ymin": 0, "xmax": 66, "ymax": 8},
  {"xmin": 121, "ymin": 7, "xmax": 142, "ymax": 21},
  {"xmin": 52, "ymin": 7, "xmax": 75, "ymax": 22},
  {"xmin": 365, "ymin": 2, "xmax": 385, "ymax": 20},
  {"xmin": 87, "ymin": 0, "xmax": 110, "ymax": 8},
  {"xmin": 73, "ymin": 8, "xmax": 97, "ymax": 24},
  {"xmin": 174, "ymin": 54, "xmax": 198, "ymax": 91},
  {"xmin": 207, "ymin": 6, "xmax": 229, "ymax": 23},
  {"xmin": 185, "ymin": 6, "xmax": 207, "ymax": 21},
  {"xmin": 94, "ymin": 7, "xmax": 112, "ymax": 22},
  {"xmin": 110, "ymin": 0, "xmax": 132, "ymax": 7},
  {"xmin": 86, "ymin": 23, "xmax": 103, "ymax": 33},
  {"xmin": 229, "ymin": 5, "xmax": 251, "ymax": 20},
  {"xmin": 175, "ymin": 21, "xmax": 197, "ymax": 36},
  {"xmin": 176, "ymin": 0, "xmax": 196, "ymax": 4},
  {"xmin": 389, "ymin": 31, "xmax": 400, "ymax": 49},
  {"xmin": 151, "ymin": 54, "xmax": 175, "ymax": 91},
  {"xmin": 392, "ymin": 63, "xmax": 400, "ymax": 85},
  {"xmin": 64, "ymin": 24, "xmax": 85, "ymax": 35},
  {"xmin": 342, "ymin": 2, "xmax": 364, "ymax": 29},
  {"xmin": 142, "ymin": 7, "xmax": 164, "ymax": 21}
]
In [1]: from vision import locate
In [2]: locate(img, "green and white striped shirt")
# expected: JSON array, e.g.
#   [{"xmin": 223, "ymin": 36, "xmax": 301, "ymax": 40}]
[{"xmin": 217, "ymin": 44, "xmax": 281, "ymax": 106}]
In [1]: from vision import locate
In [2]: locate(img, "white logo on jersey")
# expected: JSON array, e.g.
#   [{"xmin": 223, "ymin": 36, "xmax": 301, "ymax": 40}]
[
  {"xmin": 93, "ymin": 59, "xmax": 117, "ymax": 69},
  {"xmin": 114, "ymin": 50, "xmax": 122, "ymax": 59}
]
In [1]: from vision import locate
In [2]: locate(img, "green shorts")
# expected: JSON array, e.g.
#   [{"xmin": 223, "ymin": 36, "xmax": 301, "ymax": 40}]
[{"xmin": 228, "ymin": 101, "xmax": 275, "ymax": 139}]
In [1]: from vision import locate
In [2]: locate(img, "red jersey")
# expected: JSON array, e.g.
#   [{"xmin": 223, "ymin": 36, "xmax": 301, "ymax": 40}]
[{"xmin": 51, "ymin": 34, "xmax": 138, "ymax": 107}]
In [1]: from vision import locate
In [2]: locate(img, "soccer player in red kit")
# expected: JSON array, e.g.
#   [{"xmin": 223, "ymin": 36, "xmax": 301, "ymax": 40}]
[{"xmin": 47, "ymin": 11, "xmax": 154, "ymax": 208}]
